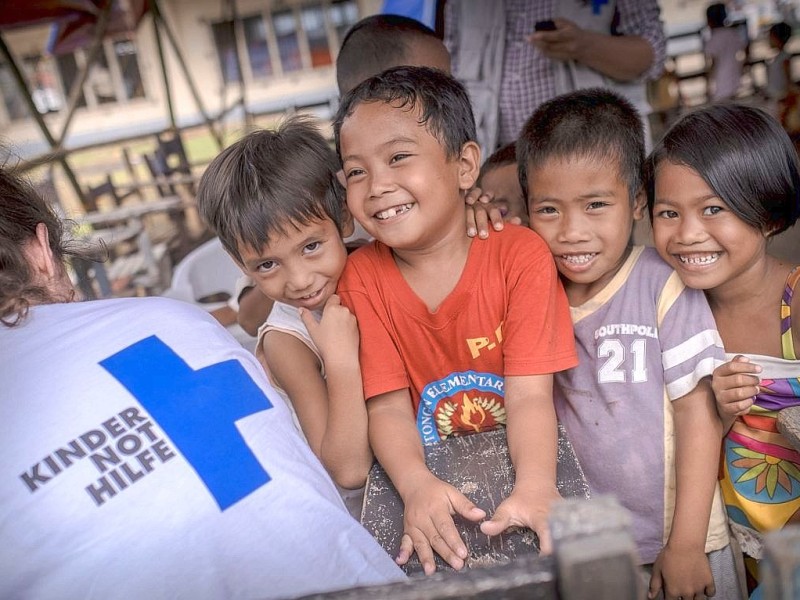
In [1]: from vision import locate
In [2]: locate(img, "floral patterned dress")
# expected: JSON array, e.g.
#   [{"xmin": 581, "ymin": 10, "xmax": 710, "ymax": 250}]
[{"xmin": 720, "ymin": 267, "xmax": 800, "ymax": 580}]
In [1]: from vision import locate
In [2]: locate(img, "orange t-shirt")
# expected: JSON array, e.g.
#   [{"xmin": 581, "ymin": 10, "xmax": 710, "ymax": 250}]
[{"xmin": 337, "ymin": 225, "xmax": 577, "ymax": 445}]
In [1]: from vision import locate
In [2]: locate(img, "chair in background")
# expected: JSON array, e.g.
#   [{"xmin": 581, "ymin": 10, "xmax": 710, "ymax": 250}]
[
  {"xmin": 143, "ymin": 152, "xmax": 177, "ymax": 197},
  {"xmin": 143, "ymin": 131, "xmax": 197, "ymax": 256},
  {"xmin": 83, "ymin": 175, "xmax": 123, "ymax": 213},
  {"xmin": 83, "ymin": 174, "xmax": 138, "ymax": 213},
  {"xmin": 145, "ymin": 130, "xmax": 195, "ymax": 198},
  {"xmin": 81, "ymin": 176, "xmax": 137, "ymax": 261},
  {"xmin": 162, "ymin": 237, "xmax": 257, "ymax": 353},
  {"xmin": 156, "ymin": 131, "xmax": 191, "ymax": 171},
  {"xmin": 39, "ymin": 171, "xmax": 113, "ymax": 299},
  {"xmin": 120, "ymin": 147, "xmax": 145, "ymax": 201},
  {"xmin": 100, "ymin": 220, "xmax": 172, "ymax": 298}
]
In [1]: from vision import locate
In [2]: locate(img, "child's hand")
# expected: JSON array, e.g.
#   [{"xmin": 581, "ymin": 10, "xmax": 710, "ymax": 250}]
[
  {"xmin": 396, "ymin": 473, "xmax": 486, "ymax": 575},
  {"xmin": 299, "ymin": 294, "xmax": 358, "ymax": 365},
  {"xmin": 648, "ymin": 545, "xmax": 715, "ymax": 600},
  {"xmin": 712, "ymin": 354, "xmax": 762, "ymax": 418},
  {"xmin": 465, "ymin": 186, "xmax": 522, "ymax": 238},
  {"xmin": 479, "ymin": 485, "xmax": 561, "ymax": 555}
]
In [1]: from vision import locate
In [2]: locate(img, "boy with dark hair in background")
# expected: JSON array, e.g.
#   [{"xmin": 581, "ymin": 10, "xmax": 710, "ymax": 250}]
[
  {"xmin": 336, "ymin": 14, "xmax": 450, "ymax": 95},
  {"xmin": 477, "ymin": 142, "xmax": 527, "ymax": 227},
  {"xmin": 334, "ymin": 66, "xmax": 577, "ymax": 575}
]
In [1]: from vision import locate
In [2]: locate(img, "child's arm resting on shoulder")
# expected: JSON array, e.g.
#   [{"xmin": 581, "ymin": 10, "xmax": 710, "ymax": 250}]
[
  {"xmin": 480, "ymin": 374, "xmax": 561, "ymax": 554},
  {"xmin": 464, "ymin": 186, "xmax": 521, "ymax": 239},
  {"xmin": 648, "ymin": 377, "xmax": 722, "ymax": 600},
  {"xmin": 367, "ymin": 389, "xmax": 486, "ymax": 575},
  {"xmin": 711, "ymin": 355, "xmax": 762, "ymax": 433}
]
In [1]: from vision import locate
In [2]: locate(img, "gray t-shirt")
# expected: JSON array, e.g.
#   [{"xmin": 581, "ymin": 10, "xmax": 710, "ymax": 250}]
[{"xmin": 555, "ymin": 246, "xmax": 730, "ymax": 563}]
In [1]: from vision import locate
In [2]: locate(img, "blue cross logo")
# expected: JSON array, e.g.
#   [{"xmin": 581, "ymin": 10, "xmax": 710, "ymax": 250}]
[{"xmin": 100, "ymin": 335, "xmax": 273, "ymax": 510}]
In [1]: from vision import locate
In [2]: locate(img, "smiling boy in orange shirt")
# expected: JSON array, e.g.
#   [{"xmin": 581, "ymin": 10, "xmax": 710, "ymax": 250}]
[{"xmin": 333, "ymin": 66, "xmax": 577, "ymax": 574}]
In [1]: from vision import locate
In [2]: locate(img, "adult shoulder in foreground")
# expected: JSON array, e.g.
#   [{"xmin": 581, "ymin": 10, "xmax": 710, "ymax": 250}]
[{"xmin": 0, "ymin": 296, "xmax": 403, "ymax": 599}]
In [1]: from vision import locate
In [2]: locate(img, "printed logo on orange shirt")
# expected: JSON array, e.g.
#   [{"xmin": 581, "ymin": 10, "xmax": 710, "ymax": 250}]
[
  {"xmin": 466, "ymin": 322, "xmax": 504, "ymax": 359},
  {"xmin": 418, "ymin": 371, "xmax": 506, "ymax": 445}
]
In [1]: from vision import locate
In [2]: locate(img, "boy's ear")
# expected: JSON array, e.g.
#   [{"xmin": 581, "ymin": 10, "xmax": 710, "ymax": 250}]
[
  {"xmin": 632, "ymin": 188, "xmax": 647, "ymax": 221},
  {"xmin": 333, "ymin": 168, "xmax": 355, "ymax": 237},
  {"xmin": 458, "ymin": 141, "xmax": 481, "ymax": 191}
]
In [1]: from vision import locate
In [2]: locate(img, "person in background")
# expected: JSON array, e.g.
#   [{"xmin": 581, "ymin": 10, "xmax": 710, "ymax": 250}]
[
  {"xmin": 704, "ymin": 2, "xmax": 748, "ymax": 102},
  {"xmin": 336, "ymin": 13, "xmax": 451, "ymax": 96},
  {"xmin": 765, "ymin": 21, "xmax": 795, "ymax": 127},
  {"xmin": 477, "ymin": 142, "xmax": 528, "ymax": 227},
  {"xmin": 444, "ymin": 0, "xmax": 666, "ymax": 156},
  {"xmin": 0, "ymin": 166, "xmax": 405, "ymax": 599}
]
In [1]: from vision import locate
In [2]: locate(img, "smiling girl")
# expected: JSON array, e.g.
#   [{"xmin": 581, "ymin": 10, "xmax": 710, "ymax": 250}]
[{"xmin": 645, "ymin": 103, "xmax": 800, "ymax": 596}]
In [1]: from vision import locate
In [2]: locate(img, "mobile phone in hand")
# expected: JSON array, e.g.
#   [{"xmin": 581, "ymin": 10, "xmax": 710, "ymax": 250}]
[{"xmin": 534, "ymin": 20, "xmax": 556, "ymax": 31}]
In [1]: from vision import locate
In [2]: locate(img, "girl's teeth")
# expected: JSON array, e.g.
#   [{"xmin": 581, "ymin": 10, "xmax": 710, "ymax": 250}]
[
  {"xmin": 679, "ymin": 253, "xmax": 720, "ymax": 265},
  {"xmin": 376, "ymin": 204, "xmax": 412, "ymax": 220},
  {"xmin": 562, "ymin": 253, "xmax": 596, "ymax": 264}
]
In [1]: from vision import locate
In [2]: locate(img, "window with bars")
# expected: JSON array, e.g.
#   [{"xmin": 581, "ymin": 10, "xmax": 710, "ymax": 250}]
[
  {"xmin": 243, "ymin": 15, "xmax": 273, "ymax": 79},
  {"xmin": 211, "ymin": 0, "xmax": 358, "ymax": 84},
  {"xmin": 0, "ymin": 37, "xmax": 145, "ymax": 123}
]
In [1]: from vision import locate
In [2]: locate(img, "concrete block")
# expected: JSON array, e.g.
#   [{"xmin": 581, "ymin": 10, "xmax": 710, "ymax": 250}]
[
  {"xmin": 550, "ymin": 495, "xmax": 643, "ymax": 600},
  {"xmin": 760, "ymin": 525, "xmax": 800, "ymax": 600}
]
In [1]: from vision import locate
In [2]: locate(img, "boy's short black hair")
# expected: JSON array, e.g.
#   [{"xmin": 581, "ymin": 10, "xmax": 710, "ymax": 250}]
[
  {"xmin": 516, "ymin": 88, "xmax": 644, "ymax": 203},
  {"xmin": 644, "ymin": 104, "xmax": 800, "ymax": 236},
  {"xmin": 770, "ymin": 22, "xmax": 792, "ymax": 46},
  {"xmin": 479, "ymin": 142, "xmax": 516, "ymax": 181},
  {"xmin": 333, "ymin": 65, "xmax": 476, "ymax": 161},
  {"xmin": 336, "ymin": 14, "xmax": 442, "ymax": 95},
  {"xmin": 706, "ymin": 3, "xmax": 727, "ymax": 29},
  {"xmin": 196, "ymin": 116, "xmax": 346, "ymax": 265}
]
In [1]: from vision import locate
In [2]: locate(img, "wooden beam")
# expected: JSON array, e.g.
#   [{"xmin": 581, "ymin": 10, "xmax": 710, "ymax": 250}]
[
  {"xmin": 55, "ymin": 0, "xmax": 115, "ymax": 147},
  {"xmin": 230, "ymin": 0, "xmax": 252, "ymax": 132},
  {"xmin": 0, "ymin": 33, "xmax": 86, "ymax": 204},
  {"xmin": 148, "ymin": 0, "xmax": 176, "ymax": 130},
  {"xmin": 151, "ymin": 0, "xmax": 223, "ymax": 149}
]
